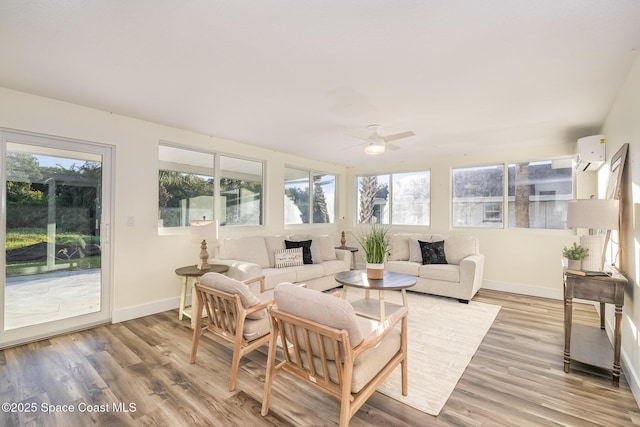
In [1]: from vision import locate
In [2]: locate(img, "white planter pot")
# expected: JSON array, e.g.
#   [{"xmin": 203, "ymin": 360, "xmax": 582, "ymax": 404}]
[{"xmin": 366, "ymin": 263, "xmax": 385, "ymax": 279}]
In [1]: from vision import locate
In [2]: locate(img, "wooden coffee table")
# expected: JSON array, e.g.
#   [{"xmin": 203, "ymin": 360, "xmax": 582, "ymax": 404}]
[{"xmin": 334, "ymin": 270, "xmax": 416, "ymax": 321}]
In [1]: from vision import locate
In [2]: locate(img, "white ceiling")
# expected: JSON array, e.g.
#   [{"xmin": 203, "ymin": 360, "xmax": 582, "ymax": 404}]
[{"xmin": 1, "ymin": 1, "xmax": 639, "ymax": 167}]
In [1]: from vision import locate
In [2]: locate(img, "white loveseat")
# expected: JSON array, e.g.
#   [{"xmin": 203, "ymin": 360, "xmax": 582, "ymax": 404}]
[
  {"xmin": 212, "ymin": 234, "xmax": 350, "ymax": 291},
  {"xmin": 384, "ymin": 233, "xmax": 484, "ymax": 302}
]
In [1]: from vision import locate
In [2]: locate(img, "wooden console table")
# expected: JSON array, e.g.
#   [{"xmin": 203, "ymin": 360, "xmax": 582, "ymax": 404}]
[{"xmin": 563, "ymin": 266, "xmax": 627, "ymax": 387}]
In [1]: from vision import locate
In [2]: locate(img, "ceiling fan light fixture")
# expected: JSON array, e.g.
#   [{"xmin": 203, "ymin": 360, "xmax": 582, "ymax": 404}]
[{"xmin": 364, "ymin": 142, "xmax": 385, "ymax": 155}]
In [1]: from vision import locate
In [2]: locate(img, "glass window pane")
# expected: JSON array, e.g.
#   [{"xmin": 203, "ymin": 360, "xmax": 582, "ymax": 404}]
[
  {"xmin": 357, "ymin": 175, "xmax": 389, "ymax": 224},
  {"xmin": 392, "ymin": 171, "xmax": 430, "ymax": 225},
  {"xmin": 452, "ymin": 165, "xmax": 504, "ymax": 228},
  {"xmin": 312, "ymin": 173, "xmax": 335, "ymax": 223},
  {"xmin": 507, "ymin": 160, "xmax": 573, "ymax": 229},
  {"xmin": 158, "ymin": 146, "xmax": 214, "ymax": 228},
  {"xmin": 220, "ymin": 156, "xmax": 263, "ymax": 226},
  {"xmin": 284, "ymin": 167, "xmax": 309, "ymax": 224}
]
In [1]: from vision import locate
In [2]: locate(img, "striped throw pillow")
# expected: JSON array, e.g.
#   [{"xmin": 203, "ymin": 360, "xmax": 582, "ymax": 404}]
[{"xmin": 274, "ymin": 247, "xmax": 304, "ymax": 268}]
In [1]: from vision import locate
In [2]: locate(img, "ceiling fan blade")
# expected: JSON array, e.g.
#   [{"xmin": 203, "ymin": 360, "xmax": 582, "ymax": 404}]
[
  {"xmin": 383, "ymin": 130, "xmax": 416, "ymax": 142},
  {"xmin": 386, "ymin": 142, "xmax": 401, "ymax": 151},
  {"xmin": 341, "ymin": 141, "xmax": 365, "ymax": 151}
]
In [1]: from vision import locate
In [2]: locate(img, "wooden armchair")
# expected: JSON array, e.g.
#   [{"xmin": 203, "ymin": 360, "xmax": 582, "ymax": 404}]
[
  {"xmin": 190, "ymin": 273, "xmax": 273, "ymax": 392},
  {"xmin": 261, "ymin": 282, "xmax": 408, "ymax": 426}
]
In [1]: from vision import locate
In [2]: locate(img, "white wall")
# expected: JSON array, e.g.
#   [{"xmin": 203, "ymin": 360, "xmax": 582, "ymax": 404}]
[
  {"xmin": 601, "ymin": 52, "xmax": 640, "ymax": 403},
  {"xmin": 0, "ymin": 87, "xmax": 347, "ymax": 321},
  {"xmin": 347, "ymin": 143, "xmax": 594, "ymax": 299}
]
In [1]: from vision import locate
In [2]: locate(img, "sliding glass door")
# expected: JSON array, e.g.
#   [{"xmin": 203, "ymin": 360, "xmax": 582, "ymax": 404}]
[{"xmin": 1, "ymin": 131, "xmax": 112, "ymax": 347}]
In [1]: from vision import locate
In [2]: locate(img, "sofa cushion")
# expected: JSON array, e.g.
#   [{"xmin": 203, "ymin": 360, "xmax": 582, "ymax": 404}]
[
  {"xmin": 263, "ymin": 268, "xmax": 297, "ymax": 290},
  {"xmin": 418, "ymin": 264, "xmax": 460, "ymax": 283},
  {"xmin": 293, "ymin": 263, "xmax": 325, "ymax": 282},
  {"xmin": 199, "ymin": 272, "xmax": 266, "ymax": 319},
  {"xmin": 264, "ymin": 235, "xmax": 286, "ymax": 267},
  {"xmin": 322, "ymin": 259, "xmax": 351, "ymax": 276},
  {"xmin": 444, "ymin": 235, "xmax": 478, "ymax": 265},
  {"xmin": 285, "ymin": 240, "xmax": 313, "ymax": 264},
  {"xmin": 419, "ymin": 240, "xmax": 448, "ymax": 264},
  {"xmin": 274, "ymin": 247, "xmax": 304, "ymax": 268},
  {"xmin": 316, "ymin": 235, "xmax": 338, "ymax": 261},
  {"xmin": 385, "ymin": 260, "xmax": 420, "ymax": 276},
  {"xmin": 219, "ymin": 236, "xmax": 270, "ymax": 268},
  {"xmin": 388, "ymin": 234, "xmax": 410, "ymax": 261},
  {"xmin": 409, "ymin": 239, "xmax": 423, "ymax": 262}
]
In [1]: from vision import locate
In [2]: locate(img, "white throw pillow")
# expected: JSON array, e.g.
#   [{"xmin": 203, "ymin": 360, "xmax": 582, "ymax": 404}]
[
  {"xmin": 409, "ymin": 239, "xmax": 423, "ymax": 263},
  {"xmin": 388, "ymin": 234, "xmax": 410, "ymax": 261},
  {"xmin": 315, "ymin": 235, "xmax": 337, "ymax": 261},
  {"xmin": 274, "ymin": 247, "xmax": 304, "ymax": 268}
]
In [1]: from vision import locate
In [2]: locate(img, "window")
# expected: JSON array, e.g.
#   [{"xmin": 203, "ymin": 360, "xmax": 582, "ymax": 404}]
[
  {"xmin": 452, "ymin": 165, "xmax": 504, "ymax": 228},
  {"xmin": 284, "ymin": 167, "xmax": 335, "ymax": 224},
  {"xmin": 220, "ymin": 156, "xmax": 263, "ymax": 226},
  {"xmin": 357, "ymin": 171, "xmax": 430, "ymax": 225},
  {"xmin": 158, "ymin": 145, "xmax": 264, "ymax": 229},
  {"xmin": 507, "ymin": 160, "xmax": 573, "ymax": 229},
  {"xmin": 392, "ymin": 171, "xmax": 430, "ymax": 225},
  {"xmin": 158, "ymin": 146, "xmax": 214, "ymax": 228}
]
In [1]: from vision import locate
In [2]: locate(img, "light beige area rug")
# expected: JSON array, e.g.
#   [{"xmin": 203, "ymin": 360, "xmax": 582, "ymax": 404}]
[{"xmin": 344, "ymin": 289, "xmax": 500, "ymax": 416}]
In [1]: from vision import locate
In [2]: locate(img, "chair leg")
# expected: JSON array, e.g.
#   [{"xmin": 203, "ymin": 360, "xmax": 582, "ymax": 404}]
[
  {"xmin": 189, "ymin": 297, "xmax": 204, "ymax": 364},
  {"xmin": 229, "ymin": 345, "xmax": 242, "ymax": 392},
  {"xmin": 261, "ymin": 333, "xmax": 278, "ymax": 416}
]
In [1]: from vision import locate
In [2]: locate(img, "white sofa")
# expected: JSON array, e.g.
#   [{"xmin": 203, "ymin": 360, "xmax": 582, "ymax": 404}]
[
  {"xmin": 212, "ymin": 234, "xmax": 350, "ymax": 291},
  {"xmin": 384, "ymin": 233, "xmax": 484, "ymax": 302}
]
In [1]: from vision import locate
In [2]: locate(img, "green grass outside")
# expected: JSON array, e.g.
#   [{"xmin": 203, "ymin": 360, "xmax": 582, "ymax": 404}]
[
  {"xmin": 5, "ymin": 228, "xmax": 101, "ymax": 277},
  {"xmin": 6, "ymin": 228, "xmax": 100, "ymax": 250}
]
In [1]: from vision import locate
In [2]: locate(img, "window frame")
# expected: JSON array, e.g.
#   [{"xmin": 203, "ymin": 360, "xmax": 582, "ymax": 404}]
[
  {"xmin": 284, "ymin": 166, "xmax": 336, "ymax": 226},
  {"xmin": 451, "ymin": 158, "xmax": 575, "ymax": 230},
  {"xmin": 355, "ymin": 170, "xmax": 431, "ymax": 226},
  {"xmin": 158, "ymin": 143, "xmax": 265, "ymax": 234}
]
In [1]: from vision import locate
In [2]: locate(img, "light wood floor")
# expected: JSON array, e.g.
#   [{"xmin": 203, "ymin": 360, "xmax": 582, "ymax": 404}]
[{"xmin": 1, "ymin": 289, "xmax": 638, "ymax": 426}]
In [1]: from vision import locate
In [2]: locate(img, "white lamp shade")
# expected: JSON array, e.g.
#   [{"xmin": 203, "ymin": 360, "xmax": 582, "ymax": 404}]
[
  {"xmin": 566, "ymin": 199, "xmax": 619, "ymax": 230},
  {"xmin": 336, "ymin": 218, "xmax": 351, "ymax": 232},
  {"xmin": 190, "ymin": 219, "xmax": 219, "ymax": 241}
]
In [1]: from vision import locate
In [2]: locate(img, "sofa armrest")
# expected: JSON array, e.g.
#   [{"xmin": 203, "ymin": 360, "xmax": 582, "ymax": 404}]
[
  {"xmin": 211, "ymin": 259, "xmax": 263, "ymax": 282},
  {"xmin": 459, "ymin": 254, "xmax": 485, "ymax": 293}
]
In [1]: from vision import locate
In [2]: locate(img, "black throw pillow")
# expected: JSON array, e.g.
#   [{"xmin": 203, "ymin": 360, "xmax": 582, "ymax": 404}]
[
  {"xmin": 419, "ymin": 240, "xmax": 448, "ymax": 265},
  {"xmin": 285, "ymin": 240, "xmax": 313, "ymax": 264}
]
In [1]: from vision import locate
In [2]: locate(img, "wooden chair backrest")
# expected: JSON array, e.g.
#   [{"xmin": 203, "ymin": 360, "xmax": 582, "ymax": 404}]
[
  {"xmin": 268, "ymin": 305, "xmax": 352, "ymax": 400},
  {"xmin": 195, "ymin": 284, "xmax": 247, "ymax": 345}
]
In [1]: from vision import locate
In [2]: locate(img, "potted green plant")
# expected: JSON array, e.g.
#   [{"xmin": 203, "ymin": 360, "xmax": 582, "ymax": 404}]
[
  {"xmin": 562, "ymin": 242, "xmax": 589, "ymax": 270},
  {"xmin": 354, "ymin": 223, "xmax": 390, "ymax": 279}
]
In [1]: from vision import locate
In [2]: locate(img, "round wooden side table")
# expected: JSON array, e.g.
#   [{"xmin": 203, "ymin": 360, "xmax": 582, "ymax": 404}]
[{"xmin": 175, "ymin": 264, "xmax": 228, "ymax": 327}]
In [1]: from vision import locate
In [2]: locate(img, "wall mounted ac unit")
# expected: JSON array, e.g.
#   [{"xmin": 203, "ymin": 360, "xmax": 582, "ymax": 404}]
[{"xmin": 575, "ymin": 134, "xmax": 606, "ymax": 172}]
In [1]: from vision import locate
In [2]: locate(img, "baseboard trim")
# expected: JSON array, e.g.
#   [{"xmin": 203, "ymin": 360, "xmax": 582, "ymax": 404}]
[
  {"xmin": 481, "ymin": 280, "xmax": 563, "ymax": 300},
  {"xmin": 112, "ymin": 296, "xmax": 183, "ymax": 323},
  {"xmin": 605, "ymin": 316, "xmax": 640, "ymax": 410}
]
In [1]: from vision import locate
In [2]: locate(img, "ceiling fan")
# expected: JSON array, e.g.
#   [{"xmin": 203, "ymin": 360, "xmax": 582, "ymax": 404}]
[{"xmin": 350, "ymin": 124, "xmax": 416, "ymax": 155}]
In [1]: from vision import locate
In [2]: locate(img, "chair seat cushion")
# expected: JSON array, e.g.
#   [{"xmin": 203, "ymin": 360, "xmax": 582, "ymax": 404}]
[
  {"xmin": 288, "ymin": 321, "xmax": 401, "ymax": 393},
  {"xmin": 243, "ymin": 316, "xmax": 271, "ymax": 341}
]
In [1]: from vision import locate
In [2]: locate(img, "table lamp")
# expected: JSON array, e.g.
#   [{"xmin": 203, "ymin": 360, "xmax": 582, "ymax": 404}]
[
  {"xmin": 190, "ymin": 218, "xmax": 219, "ymax": 270},
  {"xmin": 566, "ymin": 198, "xmax": 619, "ymax": 271}
]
